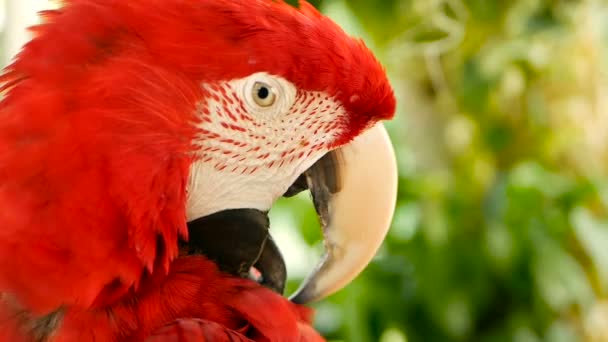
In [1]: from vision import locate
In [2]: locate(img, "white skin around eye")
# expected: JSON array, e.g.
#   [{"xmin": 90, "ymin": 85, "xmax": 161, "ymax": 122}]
[{"xmin": 186, "ymin": 73, "xmax": 346, "ymax": 221}]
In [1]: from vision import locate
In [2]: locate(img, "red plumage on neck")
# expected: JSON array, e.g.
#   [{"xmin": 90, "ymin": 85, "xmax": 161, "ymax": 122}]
[{"xmin": 0, "ymin": 256, "xmax": 323, "ymax": 341}]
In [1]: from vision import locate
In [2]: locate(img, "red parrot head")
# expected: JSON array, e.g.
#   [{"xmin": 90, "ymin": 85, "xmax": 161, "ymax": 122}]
[{"xmin": 0, "ymin": 0, "xmax": 397, "ymax": 311}]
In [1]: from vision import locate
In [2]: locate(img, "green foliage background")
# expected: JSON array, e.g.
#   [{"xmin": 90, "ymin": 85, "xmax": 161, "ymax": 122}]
[{"xmin": 274, "ymin": 0, "xmax": 608, "ymax": 341}]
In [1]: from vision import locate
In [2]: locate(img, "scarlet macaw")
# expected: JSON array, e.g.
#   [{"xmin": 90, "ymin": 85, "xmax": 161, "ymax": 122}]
[{"xmin": 0, "ymin": 0, "xmax": 397, "ymax": 341}]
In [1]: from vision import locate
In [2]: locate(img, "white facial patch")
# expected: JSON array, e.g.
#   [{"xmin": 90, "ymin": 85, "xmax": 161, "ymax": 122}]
[{"xmin": 186, "ymin": 73, "xmax": 347, "ymax": 221}]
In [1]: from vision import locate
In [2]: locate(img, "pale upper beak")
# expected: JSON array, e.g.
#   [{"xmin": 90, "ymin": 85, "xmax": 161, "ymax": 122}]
[{"xmin": 290, "ymin": 123, "xmax": 398, "ymax": 304}]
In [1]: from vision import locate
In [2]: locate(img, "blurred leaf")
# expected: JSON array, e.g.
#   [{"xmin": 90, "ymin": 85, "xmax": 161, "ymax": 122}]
[
  {"xmin": 533, "ymin": 242, "xmax": 594, "ymax": 312},
  {"xmin": 285, "ymin": 0, "xmax": 324, "ymax": 9},
  {"xmin": 571, "ymin": 207, "xmax": 608, "ymax": 293}
]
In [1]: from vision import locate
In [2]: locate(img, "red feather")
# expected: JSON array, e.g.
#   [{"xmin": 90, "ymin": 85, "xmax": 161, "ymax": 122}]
[{"xmin": 0, "ymin": 257, "xmax": 324, "ymax": 341}]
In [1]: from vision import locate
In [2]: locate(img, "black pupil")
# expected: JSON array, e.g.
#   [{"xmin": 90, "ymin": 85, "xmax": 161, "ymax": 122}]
[{"xmin": 257, "ymin": 86, "xmax": 270, "ymax": 99}]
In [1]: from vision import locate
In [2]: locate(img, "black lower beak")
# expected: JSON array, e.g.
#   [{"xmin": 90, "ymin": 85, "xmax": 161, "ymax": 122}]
[
  {"xmin": 183, "ymin": 209, "xmax": 286, "ymax": 294},
  {"xmin": 181, "ymin": 152, "xmax": 336, "ymax": 297}
]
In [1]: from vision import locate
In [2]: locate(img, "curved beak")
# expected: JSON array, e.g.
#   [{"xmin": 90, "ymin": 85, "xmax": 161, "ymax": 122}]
[{"xmin": 290, "ymin": 123, "xmax": 398, "ymax": 304}]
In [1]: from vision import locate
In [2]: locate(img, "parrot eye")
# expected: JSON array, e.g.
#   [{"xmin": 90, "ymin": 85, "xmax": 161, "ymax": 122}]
[
  {"xmin": 238, "ymin": 72, "xmax": 297, "ymax": 118},
  {"xmin": 252, "ymin": 82, "xmax": 276, "ymax": 107}
]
